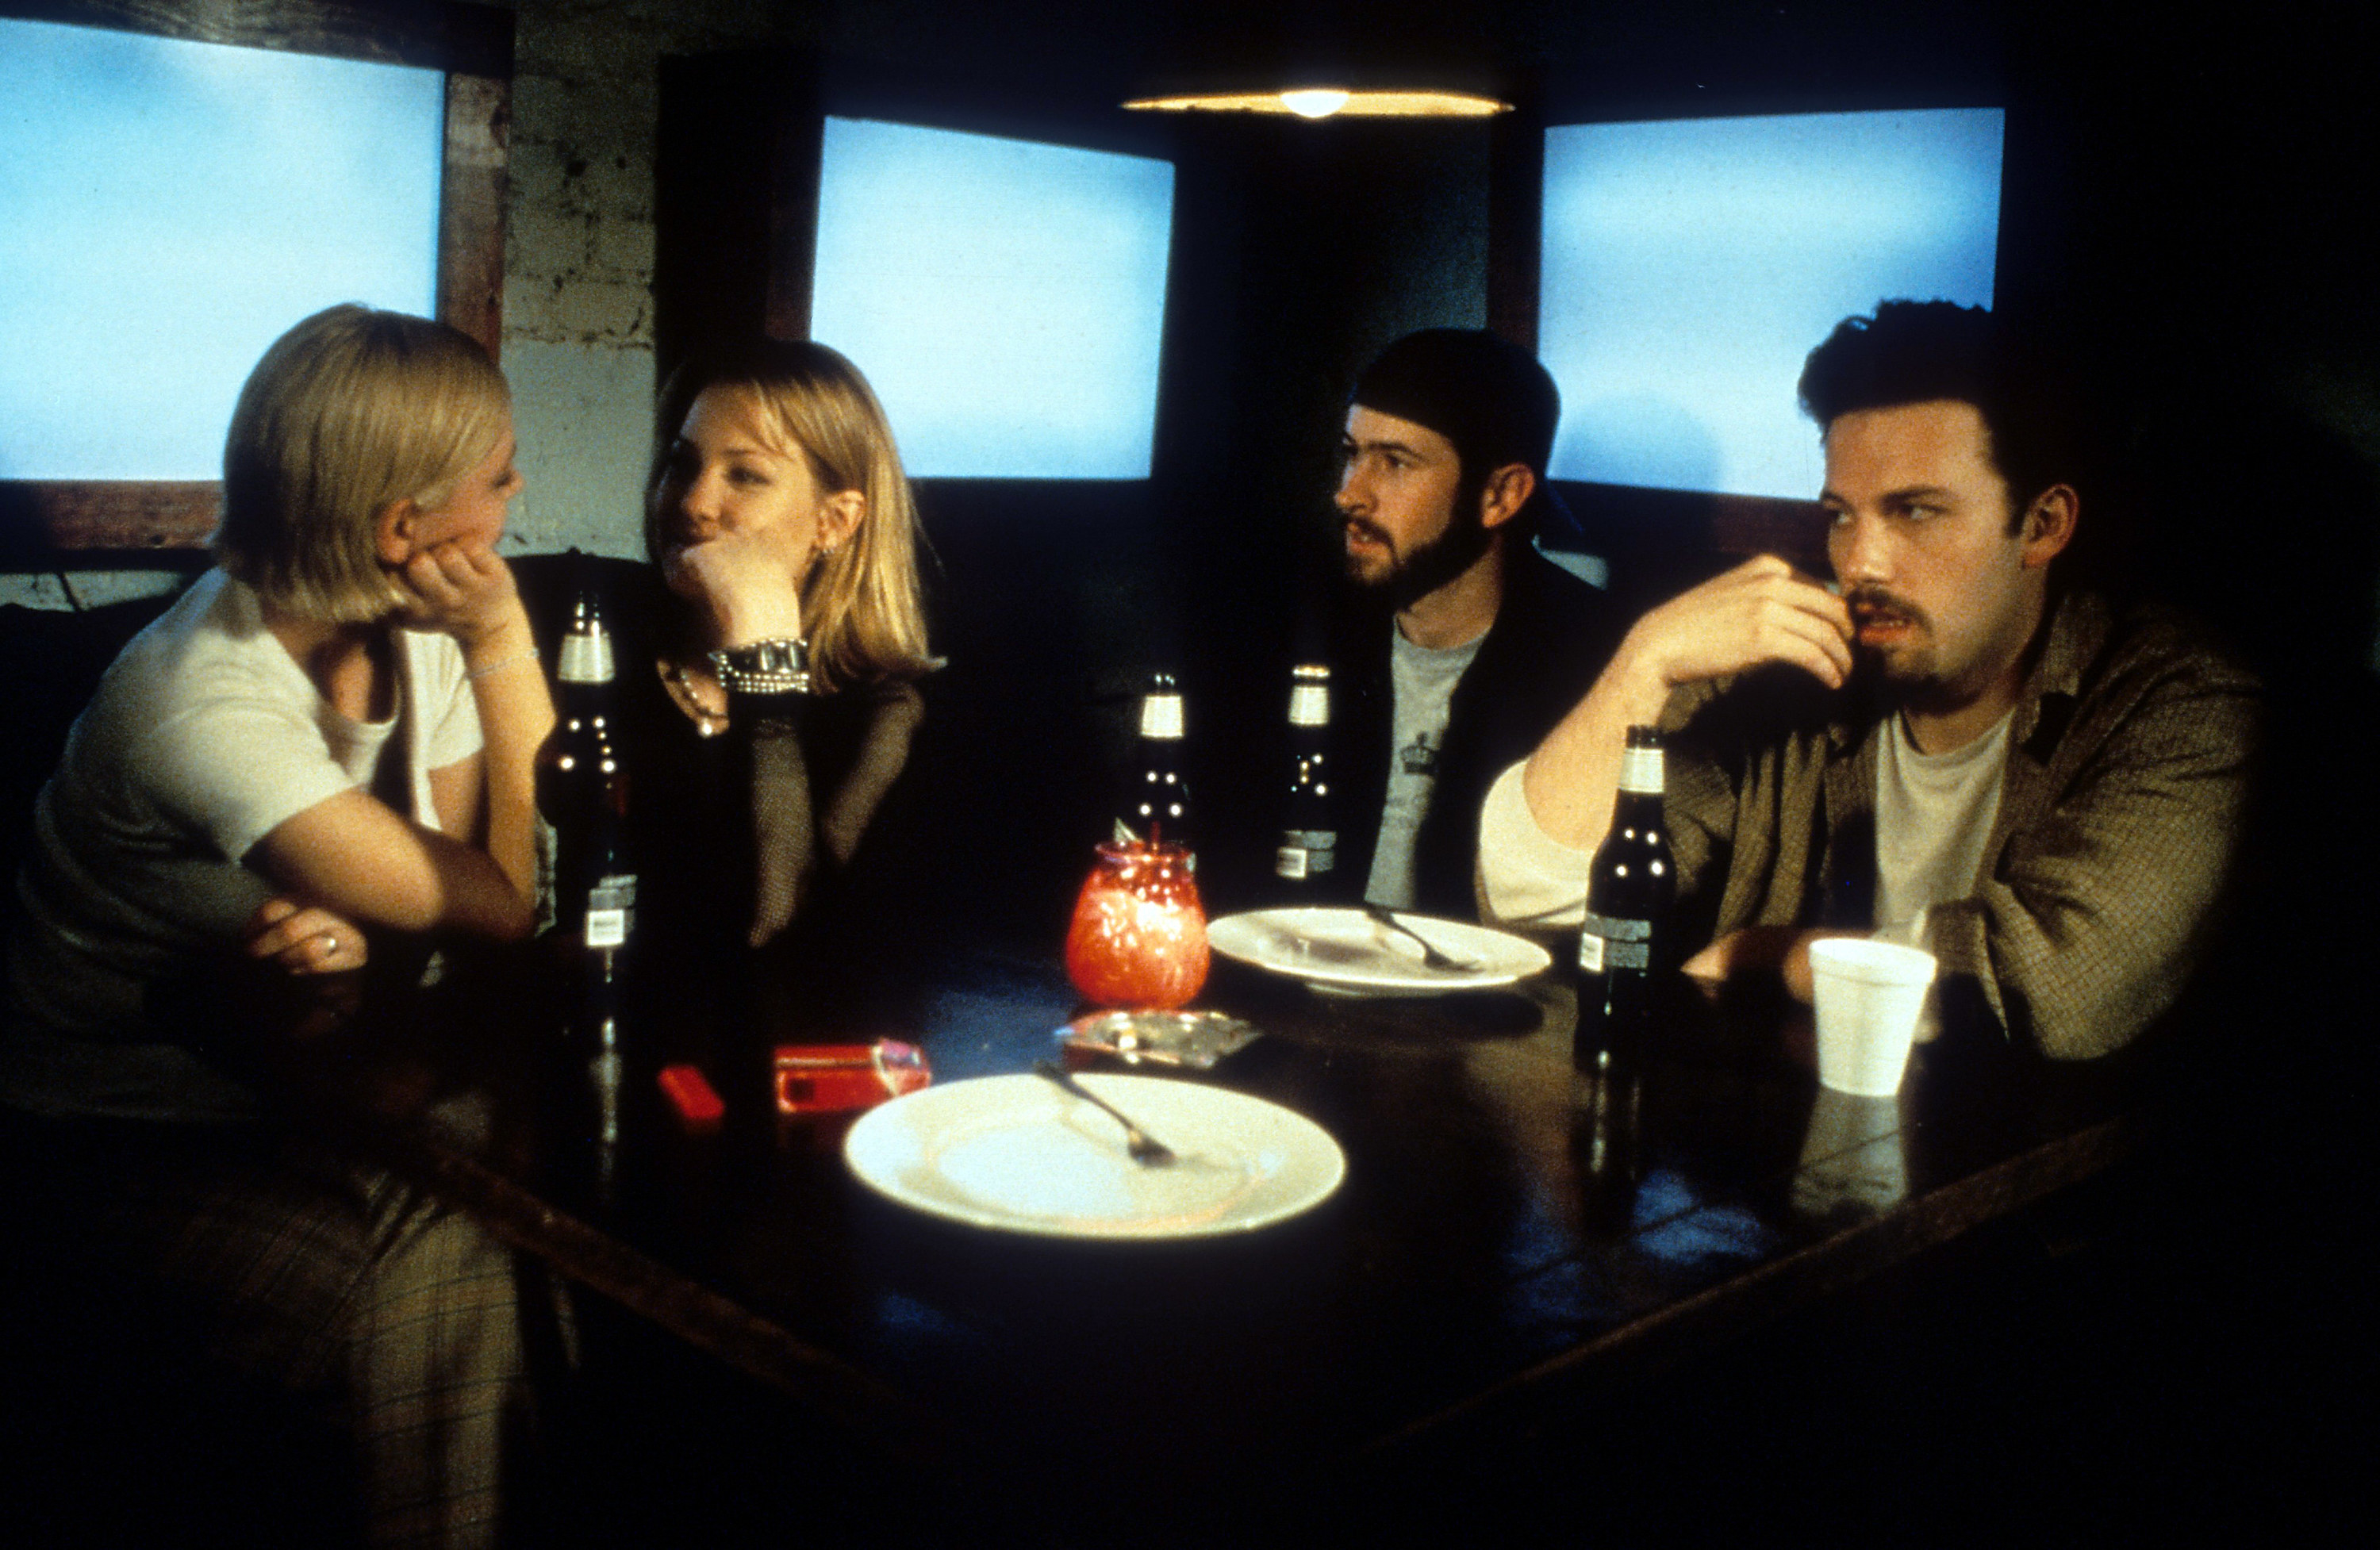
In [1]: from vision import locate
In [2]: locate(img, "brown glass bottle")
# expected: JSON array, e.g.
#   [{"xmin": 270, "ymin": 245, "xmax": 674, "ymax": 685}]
[
  {"xmin": 535, "ymin": 589, "xmax": 634, "ymax": 1210},
  {"xmin": 1573, "ymin": 726, "xmax": 1674, "ymax": 1071},
  {"xmin": 1120, "ymin": 672, "xmax": 1192, "ymax": 855},
  {"xmin": 536, "ymin": 590, "xmax": 635, "ymax": 961},
  {"xmin": 1274, "ymin": 664, "xmax": 1338, "ymax": 896}
]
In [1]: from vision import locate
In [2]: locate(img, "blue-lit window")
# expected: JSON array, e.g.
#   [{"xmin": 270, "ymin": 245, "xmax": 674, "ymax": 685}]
[
  {"xmin": 1538, "ymin": 108, "xmax": 2004, "ymax": 499},
  {"xmin": 809, "ymin": 117, "xmax": 1175, "ymax": 480},
  {"xmin": 0, "ymin": 17, "xmax": 443, "ymax": 480}
]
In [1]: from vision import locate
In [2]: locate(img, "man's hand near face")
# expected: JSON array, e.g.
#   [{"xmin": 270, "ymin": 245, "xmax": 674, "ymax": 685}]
[
  {"xmin": 1516, "ymin": 555, "xmax": 1853, "ymax": 855},
  {"xmin": 1616, "ymin": 554, "xmax": 1855, "ymax": 706}
]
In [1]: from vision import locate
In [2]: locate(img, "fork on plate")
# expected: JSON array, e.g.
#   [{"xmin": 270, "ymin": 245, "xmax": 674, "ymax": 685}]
[
  {"xmin": 1361, "ymin": 905, "xmax": 1480, "ymax": 973},
  {"xmin": 1032, "ymin": 1061, "xmax": 1177, "ymax": 1165}
]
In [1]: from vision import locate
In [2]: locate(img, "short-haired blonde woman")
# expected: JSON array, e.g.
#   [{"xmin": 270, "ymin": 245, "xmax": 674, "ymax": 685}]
[
  {"xmin": 2, "ymin": 305, "xmax": 552, "ymax": 1543},
  {"xmin": 627, "ymin": 338, "xmax": 931, "ymax": 950}
]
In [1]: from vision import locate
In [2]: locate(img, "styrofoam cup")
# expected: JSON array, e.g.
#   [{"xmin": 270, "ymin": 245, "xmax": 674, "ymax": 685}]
[{"xmin": 1809, "ymin": 938, "xmax": 1937, "ymax": 1096}]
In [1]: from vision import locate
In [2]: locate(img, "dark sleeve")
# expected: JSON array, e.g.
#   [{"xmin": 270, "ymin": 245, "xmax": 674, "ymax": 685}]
[
  {"xmin": 816, "ymin": 681, "xmax": 923, "ymax": 870},
  {"xmin": 730, "ymin": 691, "xmax": 816, "ymax": 950},
  {"xmin": 732, "ymin": 679, "xmax": 924, "ymax": 950}
]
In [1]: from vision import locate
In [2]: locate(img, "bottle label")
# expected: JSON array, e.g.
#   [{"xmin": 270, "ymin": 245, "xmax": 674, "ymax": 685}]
[
  {"xmin": 584, "ymin": 872, "xmax": 636, "ymax": 949},
  {"xmin": 1617, "ymin": 745, "xmax": 1664, "ymax": 796},
  {"xmin": 1580, "ymin": 911, "xmax": 1652, "ymax": 972},
  {"xmin": 556, "ymin": 629, "xmax": 614, "ymax": 685},
  {"xmin": 533, "ymin": 813, "xmax": 558, "ymax": 938},
  {"xmin": 1139, "ymin": 694, "xmax": 1184, "ymax": 739},
  {"xmin": 1288, "ymin": 684, "xmax": 1330, "ymax": 727},
  {"xmin": 1276, "ymin": 831, "xmax": 1336, "ymax": 878}
]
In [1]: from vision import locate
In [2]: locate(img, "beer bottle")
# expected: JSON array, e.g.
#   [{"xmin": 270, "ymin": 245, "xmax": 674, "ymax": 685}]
[
  {"xmin": 538, "ymin": 589, "xmax": 635, "ymax": 963},
  {"xmin": 1274, "ymin": 663, "xmax": 1338, "ymax": 894},
  {"xmin": 1574, "ymin": 725, "xmax": 1673, "ymax": 1070},
  {"xmin": 1119, "ymin": 672, "xmax": 1192, "ymax": 854},
  {"xmin": 536, "ymin": 589, "xmax": 634, "ymax": 1210}
]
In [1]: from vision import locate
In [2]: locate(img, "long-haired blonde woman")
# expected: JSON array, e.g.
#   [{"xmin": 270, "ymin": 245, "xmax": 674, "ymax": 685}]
[
  {"xmin": 628, "ymin": 338, "xmax": 931, "ymax": 950},
  {"xmin": 1, "ymin": 305, "xmax": 554, "ymax": 1541}
]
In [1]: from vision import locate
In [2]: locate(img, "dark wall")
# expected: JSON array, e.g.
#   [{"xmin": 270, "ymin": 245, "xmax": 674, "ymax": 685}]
[
  {"xmin": 1990, "ymin": 6, "xmax": 2378, "ymax": 684},
  {"xmin": 872, "ymin": 116, "xmax": 1499, "ymax": 944},
  {"xmin": 1991, "ymin": 5, "xmax": 2380, "ymax": 1053}
]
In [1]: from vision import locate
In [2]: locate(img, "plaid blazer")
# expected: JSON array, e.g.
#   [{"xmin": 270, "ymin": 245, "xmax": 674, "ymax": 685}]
[{"xmin": 1661, "ymin": 589, "xmax": 2260, "ymax": 1058}]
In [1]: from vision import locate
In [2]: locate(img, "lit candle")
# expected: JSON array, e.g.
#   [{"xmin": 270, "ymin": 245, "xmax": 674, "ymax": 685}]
[{"xmin": 1065, "ymin": 840, "xmax": 1210, "ymax": 1010}]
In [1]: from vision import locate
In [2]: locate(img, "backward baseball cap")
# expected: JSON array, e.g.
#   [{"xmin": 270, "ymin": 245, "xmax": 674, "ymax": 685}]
[
  {"xmin": 1350, "ymin": 328, "xmax": 1575, "ymax": 540},
  {"xmin": 1350, "ymin": 328, "xmax": 1559, "ymax": 478}
]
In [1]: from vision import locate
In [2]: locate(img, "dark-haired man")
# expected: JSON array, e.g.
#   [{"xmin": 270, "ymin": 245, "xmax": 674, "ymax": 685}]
[
  {"xmin": 1480, "ymin": 301, "xmax": 2257, "ymax": 1057},
  {"xmin": 1322, "ymin": 328, "xmax": 1618, "ymax": 918}
]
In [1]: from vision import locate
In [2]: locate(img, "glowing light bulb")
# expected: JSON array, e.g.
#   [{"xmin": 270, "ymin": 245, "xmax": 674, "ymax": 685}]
[{"xmin": 1280, "ymin": 89, "xmax": 1350, "ymax": 119}]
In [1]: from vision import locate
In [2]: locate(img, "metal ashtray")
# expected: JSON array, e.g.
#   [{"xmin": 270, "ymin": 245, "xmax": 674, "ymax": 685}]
[{"xmin": 1057, "ymin": 1009, "xmax": 1262, "ymax": 1069}]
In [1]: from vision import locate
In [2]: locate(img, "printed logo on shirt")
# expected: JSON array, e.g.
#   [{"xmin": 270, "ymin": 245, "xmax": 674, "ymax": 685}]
[{"xmin": 1397, "ymin": 730, "xmax": 1441, "ymax": 777}]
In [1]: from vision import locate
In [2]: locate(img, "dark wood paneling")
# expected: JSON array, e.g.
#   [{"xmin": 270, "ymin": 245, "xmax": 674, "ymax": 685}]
[
  {"xmin": 654, "ymin": 50, "xmax": 824, "ymax": 381},
  {"xmin": 438, "ymin": 71, "xmax": 510, "ymax": 358},
  {"xmin": 0, "ymin": 481, "xmax": 220, "ymax": 555},
  {"xmin": 0, "ymin": 0, "xmax": 511, "ymax": 75},
  {"xmin": 1709, "ymin": 490, "xmax": 1829, "ymax": 568},
  {"xmin": 1486, "ymin": 98, "xmax": 1542, "ymax": 353},
  {"xmin": 1557, "ymin": 480, "xmax": 1833, "ymax": 615}
]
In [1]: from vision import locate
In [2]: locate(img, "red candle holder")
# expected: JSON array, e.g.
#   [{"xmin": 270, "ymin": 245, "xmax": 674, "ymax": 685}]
[{"xmin": 1065, "ymin": 840, "xmax": 1209, "ymax": 1010}]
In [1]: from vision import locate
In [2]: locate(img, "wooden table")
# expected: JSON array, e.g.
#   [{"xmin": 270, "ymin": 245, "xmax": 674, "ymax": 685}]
[{"xmin": 334, "ymin": 930, "xmax": 2150, "ymax": 1537}]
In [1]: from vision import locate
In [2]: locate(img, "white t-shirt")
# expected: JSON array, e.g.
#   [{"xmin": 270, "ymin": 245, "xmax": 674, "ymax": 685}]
[
  {"xmin": 1365, "ymin": 627, "xmax": 1484, "ymax": 908},
  {"xmin": 2, "ymin": 570, "xmax": 482, "ymax": 1120},
  {"xmin": 1477, "ymin": 760, "xmax": 1596, "ymax": 928},
  {"xmin": 1872, "ymin": 709, "xmax": 2010, "ymax": 942}
]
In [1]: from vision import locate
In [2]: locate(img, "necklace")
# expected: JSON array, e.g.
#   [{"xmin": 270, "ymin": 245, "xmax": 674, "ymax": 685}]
[{"xmin": 662, "ymin": 658, "xmax": 728, "ymax": 738}]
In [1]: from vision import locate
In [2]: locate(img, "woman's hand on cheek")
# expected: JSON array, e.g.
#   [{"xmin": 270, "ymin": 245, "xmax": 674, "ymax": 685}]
[
  {"xmin": 662, "ymin": 526, "xmax": 808, "ymax": 647},
  {"xmin": 396, "ymin": 539, "xmax": 526, "ymax": 651}
]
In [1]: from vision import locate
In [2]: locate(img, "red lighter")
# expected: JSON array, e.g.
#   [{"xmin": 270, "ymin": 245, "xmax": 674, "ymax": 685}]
[
  {"xmin": 772, "ymin": 1039, "xmax": 931, "ymax": 1115},
  {"xmin": 657, "ymin": 1064, "xmax": 724, "ymax": 1135}
]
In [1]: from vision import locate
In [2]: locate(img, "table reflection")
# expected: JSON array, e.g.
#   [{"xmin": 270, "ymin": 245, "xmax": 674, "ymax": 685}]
[{"xmin": 328, "ymin": 931, "xmax": 2134, "ymax": 1497}]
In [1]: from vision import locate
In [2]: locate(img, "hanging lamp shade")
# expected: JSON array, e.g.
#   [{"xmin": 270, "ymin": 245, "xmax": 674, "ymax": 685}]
[
  {"xmin": 1123, "ymin": 86, "xmax": 1510, "ymax": 118},
  {"xmin": 1121, "ymin": 15, "xmax": 1514, "ymax": 122}
]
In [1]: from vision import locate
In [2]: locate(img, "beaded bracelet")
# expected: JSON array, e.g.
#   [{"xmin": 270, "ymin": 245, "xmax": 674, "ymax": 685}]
[
  {"xmin": 466, "ymin": 646, "xmax": 541, "ymax": 681},
  {"xmin": 710, "ymin": 637, "xmax": 812, "ymax": 696}
]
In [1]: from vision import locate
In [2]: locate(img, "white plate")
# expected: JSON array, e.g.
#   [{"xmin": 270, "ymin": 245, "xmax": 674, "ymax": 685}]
[
  {"xmin": 843, "ymin": 1074, "xmax": 1345, "ymax": 1240},
  {"xmin": 1207, "ymin": 907, "xmax": 1552, "ymax": 992}
]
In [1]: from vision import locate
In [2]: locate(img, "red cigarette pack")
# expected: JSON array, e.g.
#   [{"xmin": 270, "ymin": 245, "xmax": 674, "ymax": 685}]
[{"xmin": 773, "ymin": 1040, "xmax": 931, "ymax": 1115}]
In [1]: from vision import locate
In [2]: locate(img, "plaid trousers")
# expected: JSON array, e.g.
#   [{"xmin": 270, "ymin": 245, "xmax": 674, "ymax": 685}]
[{"xmin": 3, "ymin": 1111, "xmax": 536, "ymax": 1548}]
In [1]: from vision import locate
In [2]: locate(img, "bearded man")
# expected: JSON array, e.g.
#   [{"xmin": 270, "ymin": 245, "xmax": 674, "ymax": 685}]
[
  {"xmin": 1480, "ymin": 301, "xmax": 2259, "ymax": 1058},
  {"xmin": 1322, "ymin": 328, "xmax": 1620, "ymax": 917}
]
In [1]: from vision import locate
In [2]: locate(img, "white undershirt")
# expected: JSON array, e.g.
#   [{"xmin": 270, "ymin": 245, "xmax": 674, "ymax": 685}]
[
  {"xmin": 1365, "ymin": 627, "xmax": 1483, "ymax": 908},
  {"xmin": 1872, "ymin": 708, "xmax": 2011, "ymax": 943}
]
